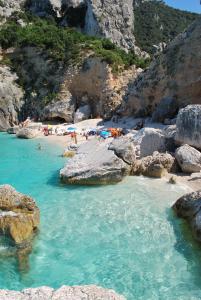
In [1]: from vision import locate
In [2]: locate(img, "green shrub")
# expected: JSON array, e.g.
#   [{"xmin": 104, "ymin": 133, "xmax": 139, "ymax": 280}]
[{"xmin": 0, "ymin": 14, "xmax": 150, "ymax": 72}]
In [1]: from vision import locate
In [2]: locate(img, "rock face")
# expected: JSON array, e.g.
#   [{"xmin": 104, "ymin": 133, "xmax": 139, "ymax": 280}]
[
  {"xmin": 152, "ymin": 97, "xmax": 179, "ymax": 123},
  {"xmin": 175, "ymin": 105, "xmax": 201, "ymax": 150},
  {"xmin": 17, "ymin": 128, "xmax": 39, "ymax": 139},
  {"xmin": 74, "ymin": 104, "xmax": 91, "ymax": 123},
  {"xmin": 133, "ymin": 151, "xmax": 176, "ymax": 178},
  {"xmin": 175, "ymin": 144, "xmax": 201, "ymax": 174},
  {"xmin": 0, "ymin": 65, "xmax": 24, "ymax": 131},
  {"xmin": 132, "ymin": 128, "xmax": 167, "ymax": 158},
  {"xmin": 42, "ymin": 97, "xmax": 75, "ymax": 123},
  {"xmin": 0, "ymin": 0, "xmax": 25, "ymax": 20},
  {"xmin": 0, "ymin": 285, "xmax": 126, "ymax": 300},
  {"xmin": 173, "ymin": 190, "xmax": 201, "ymax": 242},
  {"xmin": 69, "ymin": 57, "xmax": 140, "ymax": 119},
  {"xmin": 60, "ymin": 139, "xmax": 130, "ymax": 184},
  {"xmin": 122, "ymin": 18, "xmax": 201, "ymax": 117},
  {"xmin": 0, "ymin": 185, "xmax": 40, "ymax": 246},
  {"xmin": 28, "ymin": 0, "xmax": 136, "ymax": 52}
]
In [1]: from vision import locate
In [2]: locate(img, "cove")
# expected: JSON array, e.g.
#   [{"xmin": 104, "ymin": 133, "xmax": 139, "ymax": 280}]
[{"xmin": 1, "ymin": 133, "xmax": 201, "ymax": 300}]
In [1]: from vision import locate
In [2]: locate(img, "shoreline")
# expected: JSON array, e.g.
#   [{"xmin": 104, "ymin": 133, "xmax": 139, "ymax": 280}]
[{"xmin": 38, "ymin": 133, "xmax": 201, "ymax": 192}]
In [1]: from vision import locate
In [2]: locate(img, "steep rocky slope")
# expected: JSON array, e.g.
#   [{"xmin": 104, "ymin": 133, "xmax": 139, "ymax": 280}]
[
  {"xmin": 0, "ymin": 64, "xmax": 24, "ymax": 130},
  {"xmin": 121, "ymin": 17, "xmax": 201, "ymax": 119},
  {"xmin": 134, "ymin": 0, "xmax": 198, "ymax": 55}
]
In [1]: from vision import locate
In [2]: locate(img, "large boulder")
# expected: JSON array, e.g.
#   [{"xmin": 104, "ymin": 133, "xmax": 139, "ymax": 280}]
[
  {"xmin": 134, "ymin": 151, "xmax": 176, "ymax": 178},
  {"xmin": 173, "ymin": 190, "xmax": 201, "ymax": 242},
  {"xmin": 175, "ymin": 105, "xmax": 201, "ymax": 149},
  {"xmin": 132, "ymin": 128, "xmax": 167, "ymax": 158},
  {"xmin": 108, "ymin": 137, "xmax": 136, "ymax": 165},
  {"xmin": 60, "ymin": 139, "xmax": 130, "ymax": 184},
  {"xmin": 17, "ymin": 128, "xmax": 39, "ymax": 139},
  {"xmin": 0, "ymin": 285, "xmax": 126, "ymax": 300},
  {"xmin": 175, "ymin": 144, "xmax": 201, "ymax": 174},
  {"xmin": 0, "ymin": 185, "xmax": 40, "ymax": 246}
]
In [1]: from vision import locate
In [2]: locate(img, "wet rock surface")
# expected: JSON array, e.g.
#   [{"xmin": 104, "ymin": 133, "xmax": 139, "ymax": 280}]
[
  {"xmin": 173, "ymin": 190, "xmax": 201, "ymax": 242},
  {"xmin": 0, "ymin": 185, "xmax": 40, "ymax": 246}
]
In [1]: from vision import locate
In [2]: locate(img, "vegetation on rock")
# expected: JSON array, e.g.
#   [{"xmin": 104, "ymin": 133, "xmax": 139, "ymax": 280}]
[
  {"xmin": 134, "ymin": 0, "xmax": 198, "ymax": 54},
  {"xmin": 0, "ymin": 12, "xmax": 150, "ymax": 72}
]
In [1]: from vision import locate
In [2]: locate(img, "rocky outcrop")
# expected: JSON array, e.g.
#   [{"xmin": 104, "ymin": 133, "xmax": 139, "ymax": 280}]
[
  {"xmin": 0, "ymin": 65, "xmax": 24, "ymax": 131},
  {"xmin": 60, "ymin": 139, "xmax": 131, "ymax": 184},
  {"xmin": 0, "ymin": 185, "xmax": 40, "ymax": 246},
  {"xmin": 132, "ymin": 128, "xmax": 167, "ymax": 158},
  {"xmin": 69, "ymin": 57, "xmax": 141, "ymax": 119},
  {"xmin": 175, "ymin": 105, "xmax": 201, "ymax": 150},
  {"xmin": 122, "ymin": 18, "xmax": 201, "ymax": 117},
  {"xmin": 42, "ymin": 97, "xmax": 75, "ymax": 123},
  {"xmin": 0, "ymin": 285, "xmax": 126, "ymax": 300},
  {"xmin": 173, "ymin": 190, "xmax": 201, "ymax": 242},
  {"xmin": 133, "ymin": 151, "xmax": 176, "ymax": 178},
  {"xmin": 17, "ymin": 128, "xmax": 39, "ymax": 139},
  {"xmin": 0, "ymin": 0, "xmax": 25, "ymax": 21},
  {"xmin": 175, "ymin": 144, "xmax": 201, "ymax": 174}
]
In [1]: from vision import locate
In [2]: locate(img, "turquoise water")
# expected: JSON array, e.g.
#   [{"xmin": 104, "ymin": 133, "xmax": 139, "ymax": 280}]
[{"xmin": 1, "ymin": 133, "xmax": 201, "ymax": 300}]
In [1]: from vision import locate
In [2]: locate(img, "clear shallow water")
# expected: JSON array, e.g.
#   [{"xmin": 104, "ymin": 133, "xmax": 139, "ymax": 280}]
[{"xmin": 1, "ymin": 133, "xmax": 201, "ymax": 299}]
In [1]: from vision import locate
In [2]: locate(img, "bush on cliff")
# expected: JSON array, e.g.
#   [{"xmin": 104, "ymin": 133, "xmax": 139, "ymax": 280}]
[{"xmin": 0, "ymin": 14, "xmax": 150, "ymax": 72}]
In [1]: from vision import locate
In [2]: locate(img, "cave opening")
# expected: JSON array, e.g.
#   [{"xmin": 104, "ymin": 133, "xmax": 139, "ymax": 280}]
[{"xmin": 62, "ymin": 3, "xmax": 87, "ymax": 28}]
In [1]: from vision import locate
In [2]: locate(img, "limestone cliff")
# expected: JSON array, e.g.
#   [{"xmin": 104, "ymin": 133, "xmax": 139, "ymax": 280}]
[
  {"xmin": 0, "ymin": 64, "xmax": 24, "ymax": 131},
  {"xmin": 27, "ymin": 0, "xmax": 137, "ymax": 52},
  {"xmin": 121, "ymin": 17, "xmax": 201, "ymax": 119}
]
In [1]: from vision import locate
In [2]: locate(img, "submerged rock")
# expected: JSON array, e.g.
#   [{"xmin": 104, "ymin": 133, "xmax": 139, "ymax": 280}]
[
  {"xmin": 17, "ymin": 128, "xmax": 39, "ymax": 139},
  {"xmin": 173, "ymin": 190, "xmax": 201, "ymax": 242},
  {"xmin": 0, "ymin": 185, "xmax": 40, "ymax": 246},
  {"xmin": 0, "ymin": 285, "xmax": 126, "ymax": 300},
  {"xmin": 60, "ymin": 139, "xmax": 130, "ymax": 184},
  {"xmin": 175, "ymin": 105, "xmax": 201, "ymax": 150},
  {"xmin": 175, "ymin": 144, "xmax": 201, "ymax": 174}
]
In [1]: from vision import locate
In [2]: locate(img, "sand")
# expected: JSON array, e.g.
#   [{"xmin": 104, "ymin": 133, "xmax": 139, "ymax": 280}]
[{"xmin": 37, "ymin": 118, "xmax": 201, "ymax": 192}]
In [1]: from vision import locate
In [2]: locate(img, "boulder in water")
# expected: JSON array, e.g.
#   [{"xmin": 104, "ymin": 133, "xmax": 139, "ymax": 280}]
[
  {"xmin": 0, "ymin": 185, "xmax": 40, "ymax": 246},
  {"xmin": 17, "ymin": 128, "xmax": 39, "ymax": 139},
  {"xmin": 173, "ymin": 190, "xmax": 201, "ymax": 242},
  {"xmin": 60, "ymin": 139, "xmax": 130, "ymax": 185}
]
